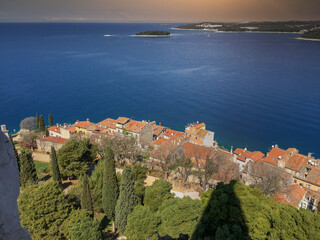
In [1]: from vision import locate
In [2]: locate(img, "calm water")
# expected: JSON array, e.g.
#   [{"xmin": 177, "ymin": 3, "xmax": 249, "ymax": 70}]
[{"xmin": 0, "ymin": 23, "xmax": 320, "ymax": 155}]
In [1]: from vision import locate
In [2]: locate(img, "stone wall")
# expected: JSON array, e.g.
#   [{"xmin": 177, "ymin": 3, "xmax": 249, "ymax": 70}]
[{"xmin": 0, "ymin": 131, "xmax": 31, "ymax": 240}]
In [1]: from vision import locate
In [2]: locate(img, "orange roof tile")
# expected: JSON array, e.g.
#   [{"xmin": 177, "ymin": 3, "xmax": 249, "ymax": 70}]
[
  {"xmin": 153, "ymin": 138, "xmax": 168, "ymax": 146},
  {"xmin": 97, "ymin": 118, "xmax": 117, "ymax": 129},
  {"xmin": 264, "ymin": 147, "xmax": 287, "ymax": 163},
  {"xmin": 183, "ymin": 142, "xmax": 214, "ymax": 162},
  {"xmin": 66, "ymin": 126, "xmax": 76, "ymax": 133},
  {"xmin": 74, "ymin": 120, "xmax": 94, "ymax": 129},
  {"xmin": 153, "ymin": 125, "xmax": 166, "ymax": 136},
  {"xmin": 285, "ymin": 154, "xmax": 309, "ymax": 172},
  {"xmin": 48, "ymin": 126, "xmax": 61, "ymax": 134},
  {"xmin": 164, "ymin": 129, "xmax": 184, "ymax": 138},
  {"xmin": 125, "ymin": 120, "xmax": 146, "ymax": 133},
  {"xmin": 306, "ymin": 167, "xmax": 320, "ymax": 185},
  {"xmin": 38, "ymin": 136, "xmax": 67, "ymax": 144},
  {"xmin": 116, "ymin": 117, "xmax": 131, "ymax": 125},
  {"xmin": 197, "ymin": 129, "xmax": 209, "ymax": 138},
  {"xmin": 248, "ymin": 151, "xmax": 265, "ymax": 162}
]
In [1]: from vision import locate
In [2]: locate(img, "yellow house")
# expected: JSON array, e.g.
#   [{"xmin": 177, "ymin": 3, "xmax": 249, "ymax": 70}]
[{"xmin": 74, "ymin": 119, "xmax": 95, "ymax": 135}]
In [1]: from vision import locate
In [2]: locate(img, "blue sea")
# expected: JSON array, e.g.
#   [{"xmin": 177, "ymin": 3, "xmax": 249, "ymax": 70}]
[{"xmin": 0, "ymin": 23, "xmax": 319, "ymax": 156}]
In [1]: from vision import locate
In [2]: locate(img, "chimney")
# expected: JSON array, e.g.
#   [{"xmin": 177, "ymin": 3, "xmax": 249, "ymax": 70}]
[
  {"xmin": 76, "ymin": 120, "xmax": 79, "ymax": 124},
  {"xmin": 230, "ymin": 146, "xmax": 233, "ymax": 154},
  {"xmin": 308, "ymin": 152, "xmax": 312, "ymax": 158},
  {"xmin": 87, "ymin": 118, "xmax": 90, "ymax": 122},
  {"xmin": 275, "ymin": 144, "xmax": 278, "ymax": 148},
  {"xmin": 56, "ymin": 123, "xmax": 59, "ymax": 127},
  {"xmin": 64, "ymin": 123, "xmax": 67, "ymax": 128},
  {"xmin": 159, "ymin": 122, "xmax": 161, "ymax": 126},
  {"xmin": 148, "ymin": 120, "xmax": 150, "ymax": 123}
]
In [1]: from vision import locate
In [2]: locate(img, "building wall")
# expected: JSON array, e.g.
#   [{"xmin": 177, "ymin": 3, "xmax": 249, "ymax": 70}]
[
  {"xmin": 293, "ymin": 177, "xmax": 320, "ymax": 192},
  {"xmin": 60, "ymin": 128, "xmax": 71, "ymax": 139},
  {"xmin": 203, "ymin": 131, "xmax": 214, "ymax": 147},
  {"xmin": 36, "ymin": 139, "xmax": 64, "ymax": 153},
  {"xmin": 49, "ymin": 130, "xmax": 61, "ymax": 138},
  {"xmin": 140, "ymin": 124, "xmax": 153, "ymax": 144},
  {"xmin": 75, "ymin": 127, "xmax": 87, "ymax": 134}
]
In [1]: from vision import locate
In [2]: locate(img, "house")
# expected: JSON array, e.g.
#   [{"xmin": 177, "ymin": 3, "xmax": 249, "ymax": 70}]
[
  {"xmin": 233, "ymin": 148, "xmax": 264, "ymax": 171},
  {"xmin": 96, "ymin": 118, "xmax": 117, "ymax": 135},
  {"xmin": 185, "ymin": 122, "xmax": 214, "ymax": 147},
  {"xmin": 151, "ymin": 121, "xmax": 167, "ymax": 140},
  {"xmin": 115, "ymin": 117, "xmax": 131, "ymax": 133},
  {"xmin": 293, "ymin": 167, "xmax": 320, "ymax": 192},
  {"xmin": 124, "ymin": 120, "xmax": 153, "ymax": 144},
  {"xmin": 74, "ymin": 119, "xmax": 95, "ymax": 134},
  {"xmin": 163, "ymin": 129, "xmax": 184, "ymax": 140},
  {"xmin": 274, "ymin": 184, "xmax": 309, "ymax": 209},
  {"xmin": 48, "ymin": 124, "xmax": 76, "ymax": 139},
  {"xmin": 36, "ymin": 136, "xmax": 67, "ymax": 153}
]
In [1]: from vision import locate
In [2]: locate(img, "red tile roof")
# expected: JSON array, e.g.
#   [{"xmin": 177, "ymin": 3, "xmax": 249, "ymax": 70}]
[
  {"xmin": 66, "ymin": 126, "xmax": 76, "ymax": 133},
  {"xmin": 125, "ymin": 120, "xmax": 146, "ymax": 133},
  {"xmin": 306, "ymin": 167, "xmax": 320, "ymax": 185},
  {"xmin": 48, "ymin": 126, "xmax": 61, "ymax": 134},
  {"xmin": 153, "ymin": 138, "xmax": 168, "ymax": 146},
  {"xmin": 38, "ymin": 136, "xmax": 67, "ymax": 144},
  {"xmin": 183, "ymin": 142, "xmax": 214, "ymax": 162},
  {"xmin": 164, "ymin": 129, "xmax": 184, "ymax": 138},
  {"xmin": 116, "ymin": 117, "xmax": 131, "ymax": 125},
  {"xmin": 249, "ymin": 151, "xmax": 265, "ymax": 162},
  {"xmin": 274, "ymin": 184, "xmax": 306, "ymax": 207},
  {"xmin": 153, "ymin": 124, "xmax": 166, "ymax": 137},
  {"xmin": 285, "ymin": 154, "xmax": 309, "ymax": 172},
  {"xmin": 74, "ymin": 120, "xmax": 94, "ymax": 129},
  {"xmin": 97, "ymin": 118, "xmax": 117, "ymax": 129}
]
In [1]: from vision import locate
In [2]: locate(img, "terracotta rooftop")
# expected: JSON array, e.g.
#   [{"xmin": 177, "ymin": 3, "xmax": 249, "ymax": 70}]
[
  {"xmin": 97, "ymin": 118, "xmax": 117, "ymax": 129},
  {"xmin": 306, "ymin": 167, "xmax": 320, "ymax": 185},
  {"xmin": 183, "ymin": 142, "xmax": 214, "ymax": 162},
  {"xmin": 66, "ymin": 126, "xmax": 77, "ymax": 133},
  {"xmin": 116, "ymin": 117, "xmax": 131, "ymax": 125},
  {"xmin": 274, "ymin": 184, "xmax": 306, "ymax": 207},
  {"xmin": 153, "ymin": 124, "xmax": 166, "ymax": 137},
  {"xmin": 249, "ymin": 151, "xmax": 265, "ymax": 162},
  {"xmin": 125, "ymin": 120, "xmax": 146, "ymax": 133},
  {"xmin": 38, "ymin": 136, "xmax": 67, "ymax": 144},
  {"xmin": 285, "ymin": 154, "xmax": 309, "ymax": 172},
  {"xmin": 197, "ymin": 129, "xmax": 209, "ymax": 138},
  {"xmin": 48, "ymin": 126, "xmax": 61, "ymax": 134},
  {"xmin": 164, "ymin": 129, "xmax": 184, "ymax": 138},
  {"xmin": 153, "ymin": 138, "xmax": 168, "ymax": 146},
  {"xmin": 74, "ymin": 120, "xmax": 94, "ymax": 129}
]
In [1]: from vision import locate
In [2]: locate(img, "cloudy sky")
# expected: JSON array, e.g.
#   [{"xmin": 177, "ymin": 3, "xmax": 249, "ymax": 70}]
[{"xmin": 0, "ymin": 0, "xmax": 319, "ymax": 23}]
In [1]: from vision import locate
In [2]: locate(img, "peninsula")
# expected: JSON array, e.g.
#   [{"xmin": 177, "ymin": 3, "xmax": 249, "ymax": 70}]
[
  {"xmin": 135, "ymin": 30, "xmax": 170, "ymax": 37},
  {"xmin": 175, "ymin": 21, "xmax": 320, "ymax": 39}
]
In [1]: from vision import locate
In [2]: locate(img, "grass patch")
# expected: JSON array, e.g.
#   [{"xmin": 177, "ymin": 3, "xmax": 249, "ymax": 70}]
[{"xmin": 34, "ymin": 161, "xmax": 50, "ymax": 181}]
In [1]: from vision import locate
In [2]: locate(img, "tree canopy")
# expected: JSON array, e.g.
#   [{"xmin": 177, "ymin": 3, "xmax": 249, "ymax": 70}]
[
  {"xmin": 70, "ymin": 216, "xmax": 102, "ymax": 240},
  {"xmin": 20, "ymin": 116, "xmax": 37, "ymax": 131},
  {"xmin": 144, "ymin": 179, "xmax": 173, "ymax": 212},
  {"xmin": 19, "ymin": 148, "xmax": 38, "ymax": 188},
  {"xmin": 18, "ymin": 182, "xmax": 71, "ymax": 240},
  {"xmin": 57, "ymin": 138, "xmax": 97, "ymax": 177}
]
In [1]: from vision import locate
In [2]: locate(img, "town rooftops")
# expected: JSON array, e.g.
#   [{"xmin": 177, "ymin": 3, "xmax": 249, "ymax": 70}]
[
  {"xmin": 164, "ymin": 129, "xmax": 184, "ymax": 138},
  {"xmin": 97, "ymin": 118, "xmax": 117, "ymax": 129},
  {"xmin": 152, "ymin": 124, "xmax": 166, "ymax": 137},
  {"xmin": 275, "ymin": 184, "xmax": 306, "ymax": 207},
  {"xmin": 38, "ymin": 136, "xmax": 67, "ymax": 145},
  {"xmin": 49, "ymin": 125, "xmax": 77, "ymax": 134},
  {"xmin": 48, "ymin": 126, "xmax": 61, "ymax": 134},
  {"xmin": 116, "ymin": 117, "xmax": 131, "ymax": 125},
  {"xmin": 234, "ymin": 148, "xmax": 264, "ymax": 163},
  {"xmin": 74, "ymin": 119, "xmax": 94, "ymax": 129},
  {"xmin": 285, "ymin": 154, "xmax": 309, "ymax": 172},
  {"xmin": 197, "ymin": 129, "xmax": 209, "ymax": 138},
  {"xmin": 125, "ymin": 120, "xmax": 146, "ymax": 133},
  {"xmin": 306, "ymin": 167, "xmax": 320, "ymax": 185},
  {"xmin": 183, "ymin": 142, "xmax": 214, "ymax": 161}
]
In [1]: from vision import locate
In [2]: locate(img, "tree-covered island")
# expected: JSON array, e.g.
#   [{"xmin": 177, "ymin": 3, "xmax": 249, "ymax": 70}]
[
  {"xmin": 135, "ymin": 30, "xmax": 170, "ymax": 36},
  {"xmin": 300, "ymin": 28, "xmax": 320, "ymax": 40}
]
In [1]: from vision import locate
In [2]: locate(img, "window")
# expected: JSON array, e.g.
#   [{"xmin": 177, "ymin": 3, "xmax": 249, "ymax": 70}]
[
  {"xmin": 294, "ymin": 180, "xmax": 297, "ymax": 183},
  {"xmin": 306, "ymin": 184, "xmax": 311, "ymax": 189}
]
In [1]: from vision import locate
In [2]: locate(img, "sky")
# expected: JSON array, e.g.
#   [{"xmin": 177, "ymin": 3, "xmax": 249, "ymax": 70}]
[{"xmin": 0, "ymin": 0, "xmax": 319, "ymax": 23}]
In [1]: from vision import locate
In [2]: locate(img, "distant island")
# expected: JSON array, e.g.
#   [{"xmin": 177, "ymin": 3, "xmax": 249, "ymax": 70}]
[
  {"xmin": 175, "ymin": 21, "xmax": 320, "ymax": 40},
  {"xmin": 135, "ymin": 30, "xmax": 171, "ymax": 36}
]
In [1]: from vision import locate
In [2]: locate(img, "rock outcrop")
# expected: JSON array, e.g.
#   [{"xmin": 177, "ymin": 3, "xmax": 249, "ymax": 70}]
[{"xmin": 0, "ymin": 131, "xmax": 31, "ymax": 240}]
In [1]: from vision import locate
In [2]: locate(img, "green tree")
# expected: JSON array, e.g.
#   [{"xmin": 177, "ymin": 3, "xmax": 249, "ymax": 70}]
[
  {"xmin": 38, "ymin": 115, "xmax": 45, "ymax": 132},
  {"xmin": 89, "ymin": 158, "xmax": 104, "ymax": 211},
  {"xmin": 48, "ymin": 113, "xmax": 53, "ymax": 126},
  {"xmin": 158, "ymin": 197, "xmax": 204, "ymax": 239},
  {"xmin": 115, "ymin": 166, "xmax": 137, "ymax": 234},
  {"xmin": 102, "ymin": 146, "xmax": 119, "ymax": 232},
  {"xmin": 57, "ymin": 138, "xmax": 97, "ymax": 178},
  {"xmin": 132, "ymin": 164, "xmax": 148, "ymax": 203},
  {"xmin": 50, "ymin": 146, "xmax": 62, "ymax": 187},
  {"xmin": 19, "ymin": 148, "xmax": 38, "ymax": 188},
  {"xmin": 18, "ymin": 182, "xmax": 71, "ymax": 240},
  {"xmin": 61, "ymin": 209, "xmax": 92, "ymax": 240},
  {"xmin": 70, "ymin": 216, "xmax": 102, "ymax": 240},
  {"xmin": 9, "ymin": 135, "xmax": 20, "ymax": 173},
  {"xmin": 36, "ymin": 113, "xmax": 39, "ymax": 129},
  {"xmin": 125, "ymin": 205, "xmax": 161, "ymax": 240},
  {"xmin": 200, "ymin": 188, "xmax": 214, "ymax": 205},
  {"xmin": 81, "ymin": 174, "xmax": 94, "ymax": 216},
  {"xmin": 144, "ymin": 179, "xmax": 173, "ymax": 212},
  {"xmin": 45, "ymin": 127, "xmax": 49, "ymax": 137}
]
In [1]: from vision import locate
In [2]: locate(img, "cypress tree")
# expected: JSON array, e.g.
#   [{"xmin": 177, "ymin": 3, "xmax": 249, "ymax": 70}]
[
  {"xmin": 45, "ymin": 127, "xmax": 49, "ymax": 137},
  {"xmin": 39, "ymin": 115, "xmax": 45, "ymax": 132},
  {"xmin": 81, "ymin": 174, "xmax": 94, "ymax": 217},
  {"xmin": 50, "ymin": 146, "xmax": 62, "ymax": 187},
  {"xmin": 20, "ymin": 148, "xmax": 38, "ymax": 188},
  {"xmin": 36, "ymin": 113, "xmax": 39, "ymax": 129},
  {"xmin": 102, "ymin": 147, "xmax": 119, "ymax": 232},
  {"xmin": 48, "ymin": 113, "xmax": 53, "ymax": 126},
  {"xmin": 9, "ymin": 135, "xmax": 20, "ymax": 173},
  {"xmin": 115, "ymin": 166, "xmax": 137, "ymax": 234}
]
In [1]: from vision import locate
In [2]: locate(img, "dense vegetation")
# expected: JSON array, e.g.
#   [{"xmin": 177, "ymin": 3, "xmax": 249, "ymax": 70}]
[
  {"xmin": 301, "ymin": 29, "xmax": 320, "ymax": 39},
  {"xmin": 136, "ymin": 30, "xmax": 170, "ymax": 36},
  {"xmin": 176, "ymin": 21, "xmax": 320, "ymax": 33}
]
